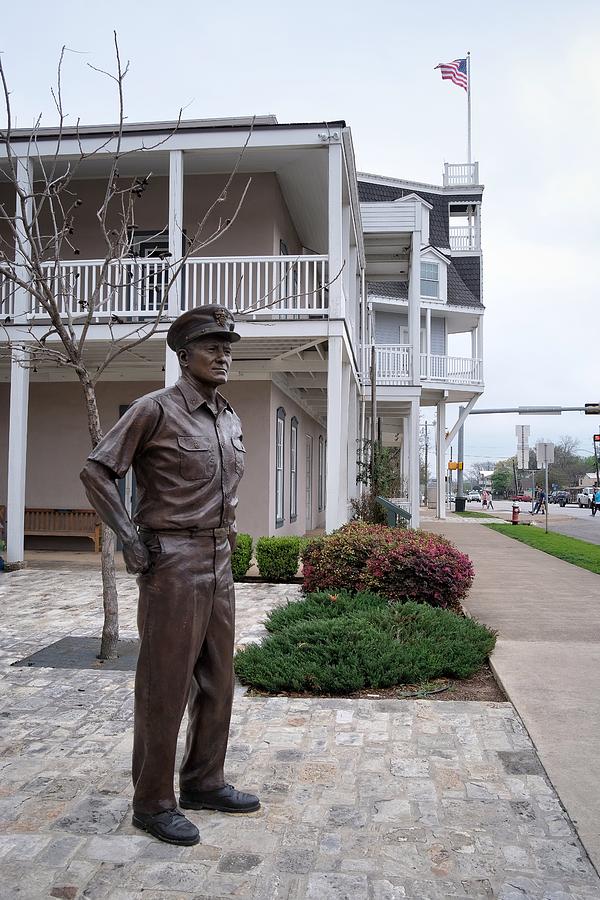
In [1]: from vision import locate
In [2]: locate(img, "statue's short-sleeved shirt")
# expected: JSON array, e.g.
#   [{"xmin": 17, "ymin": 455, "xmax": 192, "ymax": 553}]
[{"xmin": 88, "ymin": 377, "xmax": 245, "ymax": 531}]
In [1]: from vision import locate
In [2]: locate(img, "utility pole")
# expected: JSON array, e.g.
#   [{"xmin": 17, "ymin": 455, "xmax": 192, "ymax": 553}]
[
  {"xmin": 457, "ymin": 406, "xmax": 465, "ymax": 498},
  {"xmin": 424, "ymin": 422, "xmax": 429, "ymax": 504}
]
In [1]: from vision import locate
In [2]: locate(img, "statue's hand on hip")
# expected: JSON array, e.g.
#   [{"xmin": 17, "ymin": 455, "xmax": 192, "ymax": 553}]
[{"xmin": 123, "ymin": 538, "xmax": 152, "ymax": 575}]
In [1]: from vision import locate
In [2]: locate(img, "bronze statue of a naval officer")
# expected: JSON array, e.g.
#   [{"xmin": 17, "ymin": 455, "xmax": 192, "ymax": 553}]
[{"xmin": 80, "ymin": 305, "xmax": 259, "ymax": 846}]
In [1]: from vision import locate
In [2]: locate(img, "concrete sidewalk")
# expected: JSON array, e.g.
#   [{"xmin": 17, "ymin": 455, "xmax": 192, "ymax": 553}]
[
  {"xmin": 426, "ymin": 516, "xmax": 600, "ymax": 874},
  {"xmin": 1, "ymin": 564, "xmax": 600, "ymax": 897}
]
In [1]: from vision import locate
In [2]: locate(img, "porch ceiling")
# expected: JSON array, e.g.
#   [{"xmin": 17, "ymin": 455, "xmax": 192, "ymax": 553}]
[
  {"xmin": 16, "ymin": 145, "xmax": 329, "ymax": 255},
  {"xmin": 0, "ymin": 334, "xmax": 330, "ymax": 384},
  {"xmin": 364, "ymin": 233, "xmax": 411, "ymax": 279}
]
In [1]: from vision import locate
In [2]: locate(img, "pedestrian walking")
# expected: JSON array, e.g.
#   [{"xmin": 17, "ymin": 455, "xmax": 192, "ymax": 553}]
[{"xmin": 592, "ymin": 485, "xmax": 600, "ymax": 517}]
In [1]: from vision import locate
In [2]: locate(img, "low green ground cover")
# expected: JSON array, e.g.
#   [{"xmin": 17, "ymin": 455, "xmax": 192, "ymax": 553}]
[
  {"xmin": 234, "ymin": 591, "xmax": 496, "ymax": 695},
  {"xmin": 454, "ymin": 510, "xmax": 501, "ymax": 519},
  {"xmin": 485, "ymin": 523, "xmax": 600, "ymax": 575}
]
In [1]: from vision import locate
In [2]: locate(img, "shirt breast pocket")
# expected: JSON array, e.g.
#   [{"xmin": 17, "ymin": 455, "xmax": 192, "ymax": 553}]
[
  {"xmin": 177, "ymin": 435, "xmax": 216, "ymax": 483},
  {"xmin": 231, "ymin": 436, "xmax": 246, "ymax": 477}
]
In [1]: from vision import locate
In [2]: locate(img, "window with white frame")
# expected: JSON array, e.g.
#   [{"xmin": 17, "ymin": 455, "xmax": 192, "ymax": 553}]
[
  {"xmin": 290, "ymin": 417, "xmax": 298, "ymax": 522},
  {"xmin": 420, "ymin": 261, "xmax": 439, "ymax": 299},
  {"xmin": 276, "ymin": 407, "xmax": 286, "ymax": 526},
  {"xmin": 318, "ymin": 435, "xmax": 325, "ymax": 511},
  {"xmin": 399, "ymin": 325, "xmax": 426, "ymax": 353}
]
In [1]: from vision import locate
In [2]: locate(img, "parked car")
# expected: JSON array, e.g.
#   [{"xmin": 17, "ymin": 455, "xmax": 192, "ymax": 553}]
[
  {"xmin": 577, "ymin": 487, "xmax": 596, "ymax": 508},
  {"xmin": 467, "ymin": 491, "xmax": 481, "ymax": 503},
  {"xmin": 510, "ymin": 494, "xmax": 532, "ymax": 502},
  {"xmin": 553, "ymin": 490, "xmax": 570, "ymax": 507}
]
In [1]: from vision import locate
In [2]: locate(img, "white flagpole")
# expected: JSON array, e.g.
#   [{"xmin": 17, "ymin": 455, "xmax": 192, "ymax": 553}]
[{"xmin": 467, "ymin": 51, "xmax": 472, "ymax": 164}]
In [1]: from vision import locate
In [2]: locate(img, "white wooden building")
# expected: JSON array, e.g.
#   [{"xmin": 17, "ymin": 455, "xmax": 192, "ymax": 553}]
[{"xmin": 0, "ymin": 116, "xmax": 484, "ymax": 563}]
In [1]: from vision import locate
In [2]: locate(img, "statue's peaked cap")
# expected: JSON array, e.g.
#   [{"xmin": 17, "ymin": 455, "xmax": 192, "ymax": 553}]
[{"xmin": 167, "ymin": 305, "xmax": 241, "ymax": 351}]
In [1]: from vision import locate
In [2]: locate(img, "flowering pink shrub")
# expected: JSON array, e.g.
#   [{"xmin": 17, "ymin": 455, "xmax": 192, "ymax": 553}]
[
  {"xmin": 302, "ymin": 522, "xmax": 392, "ymax": 595},
  {"xmin": 302, "ymin": 521, "xmax": 474, "ymax": 612}
]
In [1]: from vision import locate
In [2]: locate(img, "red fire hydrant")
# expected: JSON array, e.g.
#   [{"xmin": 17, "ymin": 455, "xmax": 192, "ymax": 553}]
[{"xmin": 511, "ymin": 503, "xmax": 520, "ymax": 525}]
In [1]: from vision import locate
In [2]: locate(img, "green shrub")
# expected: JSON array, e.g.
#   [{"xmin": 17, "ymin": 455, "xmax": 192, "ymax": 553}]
[
  {"xmin": 231, "ymin": 533, "xmax": 253, "ymax": 581},
  {"xmin": 234, "ymin": 590, "xmax": 496, "ymax": 694},
  {"xmin": 255, "ymin": 536, "xmax": 301, "ymax": 581},
  {"xmin": 302, "ymin": 521, "xmax": 474, "ymax": 612}
]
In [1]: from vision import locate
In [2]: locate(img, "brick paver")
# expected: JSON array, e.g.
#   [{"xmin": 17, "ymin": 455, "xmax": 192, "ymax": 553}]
[{"xmin": 0, "ymin": 565, "xmax": 598, "ymax": 899}]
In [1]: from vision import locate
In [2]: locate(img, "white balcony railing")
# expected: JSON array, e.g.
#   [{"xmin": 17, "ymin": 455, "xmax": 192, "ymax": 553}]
[
  {"xmin": 362, "ymin": 344, "xmax": 412, "ymax": 384},
  {"xmin": 449, "ymin": 225, "xmax": 480, "ymax": 252},
  {"xmin": 443, "ymin": 162, "xmax": 480, "ymax": 186},
  {"xmin": 420, "ymin": 353, "xmax": 482, "ymax": 383},
  {"xmin": 362, "ymin": 345, "xmax": 482, "ymax": 387},
  {"xmin": 1, "ymin": 255, "xmax": 329, "ymax": 322}
]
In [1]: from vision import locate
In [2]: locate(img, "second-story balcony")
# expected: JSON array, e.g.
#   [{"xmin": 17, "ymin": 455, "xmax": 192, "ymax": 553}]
[
  {"xmin": 449, "ymin": 225, "xmax": 480, "ymax": 252},
  {"xmin": 362, "ymin": 344, "xmax": 483, "ymax": 387},
  {"xmin": 2, "ymin": 254, "xmax": 329, "ymax": 323}
]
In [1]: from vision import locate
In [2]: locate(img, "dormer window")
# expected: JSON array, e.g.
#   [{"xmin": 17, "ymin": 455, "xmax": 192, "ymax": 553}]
[{"xmin": 420, "ymin": 262, "xmax": 439, "ymax": 299}]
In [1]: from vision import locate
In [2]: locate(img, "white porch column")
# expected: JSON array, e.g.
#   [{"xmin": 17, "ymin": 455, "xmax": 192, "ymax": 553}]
[
  {"xmin": 347, "ymin": 379, "xmax": 359, "ymax": 507},
  {"xmin": 401, "ymin": 419, "xmax": 409, "ymax": 495},
  {"xmin": 426, "ymin": 307, "xmax": 432, "ymax": 379},
  {"xmin": 408, "ymin": 230, "xmax": 421, "ymax": 385},
  {"xmin": 165, "ymin": 150, "xmax": 184, "ymax": 387},
  {"xmin": 6, "ymin": 348, "xmax": 30, "ymax": 565},
  {"xmin": 409, "ymin": 398, "xmax": 421, "ymax": 528},
  {"xmin": 328, "ymin": 142, "xmax": 344, "ymax": 320},
  {"xmin": 339, "ymin": 360, "xmax": 351, "ymax": 516},
  {"xmin": 436, "ymin": 400, "xmax": 446, "ymax": 519},
  {"xmin": 326, "ymin": 335, "xmax": 344, "ymax": 531},
  {"xmin": 6, "ymin": 157, "xmax": 34, "ymax": 565}
]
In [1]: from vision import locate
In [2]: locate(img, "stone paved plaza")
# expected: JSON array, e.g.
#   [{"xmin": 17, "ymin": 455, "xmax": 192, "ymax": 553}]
[{"xmin": 0, "ymin": 564, "xmax": 599, "ymax": 899}]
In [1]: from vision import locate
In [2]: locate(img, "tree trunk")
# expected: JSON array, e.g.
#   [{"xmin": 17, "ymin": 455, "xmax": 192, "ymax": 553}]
[
  {"xmin": 99, "ymin": 524, "xmax": 119, "ymax": 660},
  {"xmin": 80, "ymin": 376, "xmax": 120, "ymax": 661}
]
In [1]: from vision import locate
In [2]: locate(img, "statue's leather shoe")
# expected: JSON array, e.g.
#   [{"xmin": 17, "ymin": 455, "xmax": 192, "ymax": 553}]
[
  {"xmin": 132, "ymin": 808, "xmax": 200, "ymax": 845},
  {"xmin": 180, "ymin": 783, "xmax": 260, "ymax": 813}
]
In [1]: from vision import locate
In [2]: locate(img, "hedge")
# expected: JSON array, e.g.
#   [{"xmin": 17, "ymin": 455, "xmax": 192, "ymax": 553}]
[
  {"xmin": 255, "ymin": 536, "xmax": 301, "ymax": 581},
  {"xmin": 231, "ymin": 533, "xmax": 253, "ymax": 581}
]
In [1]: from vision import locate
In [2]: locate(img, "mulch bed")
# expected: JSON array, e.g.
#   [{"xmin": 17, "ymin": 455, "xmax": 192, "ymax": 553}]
[{"xmin": 246, "ymin": 662, "xmax": 506, "ymax": 703}]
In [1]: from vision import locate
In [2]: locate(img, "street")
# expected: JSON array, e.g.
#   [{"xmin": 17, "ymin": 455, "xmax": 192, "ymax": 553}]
[{"xmin": 466, "ymin": 499, "xmax": 600, "ymax": 545}]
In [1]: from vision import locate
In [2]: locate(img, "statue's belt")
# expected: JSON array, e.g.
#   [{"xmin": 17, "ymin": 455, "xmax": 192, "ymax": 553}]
[{"xmin": 138, "ymin": 526, "xmax": 231, "ymax": 539}]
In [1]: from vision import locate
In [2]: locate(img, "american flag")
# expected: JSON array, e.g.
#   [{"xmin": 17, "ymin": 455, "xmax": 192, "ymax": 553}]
[{"xmin": 435, "ymin": 58, "xmax": 468, "ymax": 91}]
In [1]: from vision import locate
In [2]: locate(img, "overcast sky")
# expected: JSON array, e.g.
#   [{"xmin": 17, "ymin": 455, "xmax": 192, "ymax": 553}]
[{"xmin": 3, "ymin": 0, "xmax": 600, "ymax": 469}]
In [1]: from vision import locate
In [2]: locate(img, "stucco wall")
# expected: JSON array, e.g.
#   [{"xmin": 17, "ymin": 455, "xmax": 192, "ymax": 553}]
[
  {"xmin": 0, "ymin": 375, "xmax": 323, "ymax": 542},
  {"xmin": 0, "ymin": 381, "xmax": 163, "ymax": 509},
  {"xmin": 12, "ymin": 173, "xmax": 301, "ymax": 262}
]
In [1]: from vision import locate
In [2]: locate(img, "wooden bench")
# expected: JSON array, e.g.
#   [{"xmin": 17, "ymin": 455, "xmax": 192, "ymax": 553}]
[{"xmin": 0, "ymin": 507, "xmax": 101, "ymax": 552}]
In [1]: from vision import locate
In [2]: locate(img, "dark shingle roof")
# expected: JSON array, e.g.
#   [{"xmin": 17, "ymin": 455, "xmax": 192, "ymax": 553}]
[
  {"xmin": 367, "ymin": 281, "xmax": 408, "ymax": 300},
  {"xmin": 358, "ymin": 181, "xmax": 482, "ymax": 250},
  {"xmin": 359, "ymin": 179, "xmax": 484, "ymax": 308},
  {"xmin": 447, "ymin": 257, "xmax": 482, "ymax": 306}
]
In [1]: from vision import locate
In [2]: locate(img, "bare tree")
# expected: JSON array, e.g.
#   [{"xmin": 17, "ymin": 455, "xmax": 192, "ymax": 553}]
[
  {"xmin": 0, "ymin": 36, "xmax": 254, "ymax": 659},
  {"xmin": 0, "ymin": 39, "xmax": 342, "ymax": 660}
]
